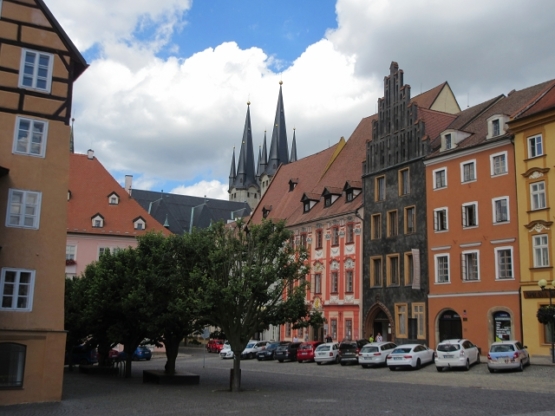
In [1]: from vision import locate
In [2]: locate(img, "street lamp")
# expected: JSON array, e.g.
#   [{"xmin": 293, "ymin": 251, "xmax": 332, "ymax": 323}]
[{"xmin": 537, "ymin": 279, "xmax": 555, "ymax": 363}]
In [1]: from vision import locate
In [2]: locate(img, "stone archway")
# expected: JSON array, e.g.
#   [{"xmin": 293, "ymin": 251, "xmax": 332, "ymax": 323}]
[
  {"xmin": 436, "ymin": 309, "xmax": 462, "ymax": 342},
  {"xmin": 364, "ymin": 302, "xmax": 395, "ymax": 342}
]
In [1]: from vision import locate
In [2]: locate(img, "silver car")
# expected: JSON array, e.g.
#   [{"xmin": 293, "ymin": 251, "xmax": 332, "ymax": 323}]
[
  {"xmin": 358, "ymin": 342, "xmax": 397, "ymax": 368},
  {"xmin": 487, "ymin": 340, "xmax": 530, "ymax": 373},
  {"xmin": 314, "ymin": 343, "xmax": 340, "ymax": 365}
]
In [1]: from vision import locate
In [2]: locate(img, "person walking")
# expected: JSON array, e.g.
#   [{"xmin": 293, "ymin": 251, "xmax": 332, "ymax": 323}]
[
  {"xmin": 369, "ymin": 334, "xmax": 374, "ymax": 343},
  {"xmin": 325, "ymin": 334, "xmax": 332, "ymax": 343},
  {"xmin": 376, "ymin": 332, "xmax": 383, "ymax": 342}
]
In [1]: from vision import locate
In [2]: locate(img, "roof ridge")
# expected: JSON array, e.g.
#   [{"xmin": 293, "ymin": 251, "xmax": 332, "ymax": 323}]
[{"xmin": 512, "ymin": 79, "xmax": 555, "ymax": 119}]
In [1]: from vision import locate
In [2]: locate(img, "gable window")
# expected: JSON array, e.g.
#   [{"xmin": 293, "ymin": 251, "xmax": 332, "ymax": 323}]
[
  {"xmin": 346, "ymin": 223, "xmax": 354, "ymax": 244},
  {"xmin": 331, "ymin": 227, "xmax": 339, "ymax": 246},
  {"xmin": 19, "ymin": 49, "xmax": 54, "ymax": 93},
  {"xmin": 461, "ymin": 251, "xmax": 479, "ymax": 281},
  {"xmin": 433, "ymin": 168, "xmax": 447, "ymax": 189},
  {"xmin": 1, "ymin": 268, "xmax": 35, "ymax": 311},
  {"xmin": 434, "ymin": 208, "xmax": 448, "ymax": 232},
  {"xmin": 331, "ymin": 272, "xmax": 338, "ymax": 293},
  {"xmin": 346, "ymin": 190, "xmax": 354, "ymax": 202},
  {"xmin": 13, "ymin": 117, "xmax": 48, "ymax": 157},
  {"xmin": 528, "ymin": 135, "xmax": 543, "ymax": 158},
  {"xmin": 404, "ymin": 252, "xmax": 413, "ymax": 285},
  {"xmin": 387, "ymin": 255, "xmax": 400, "ymax": 286},
  {"xmin": 133, "ymin": 217, "xmax": 146, "ymax": 230},
  {"xmin": 375, "ymin": 176, "xmax": 385, "ymax": 201},
  {"xmin": 324, "ymin": 196, "xmax": 332, "ymax": 207},
  {"xmin": 404, "ymin": 206, "xmax": 415, "ymax": 234},
  {"xmin": 491, "ymin": 152, "xmax": 507, "ymax": 176},
  {"xmin": 462, "ymin": 202, "xmax": 478, "ymax": 228},
  {"xmin": 533, "ymin": 235, "xmax": 549, "ymax": 267},
  {"xmin": 314, "ymin": 273, "xmax": 321, "ymax": 294},
  {"xmin": 303, "ymin": 201, "xmax": 310, "ymax": 213},
  {"xmin": 108, "ymin": 193, "xmax": 119, "ymax": 205},
  {"xmin": 387, "ymin": 210, "xmax": 398, "ymax": 237},
  {"xmin": 370, "ymin": 257, "xmax": 382, "ymax": 287},
  {"xmin": 6, "ymin": 189, "xmax": 41, "ymax": 229},
  {"xmin": 345, "ymin": 270, "xmax": 353, "ymax": 293},
  {"xmin": 461, "ymin": 160, "xmax": 476, "ymax": 182},
  {"xmin": 435, "ymin": 254, "xmax": 450, "ymax": 283},
  {"xmin": 445, "ymin": 133, "xmax": 452, "ymax": 150},
  {"xmin": 495, "ymin": 247, "xmax": 513, "ymax": 280},
  {"xmin": 493, "ymin": 197, "xmax": 509, "ymax": 223},
  {"xmin": 530, "ymin": 182, "xmax": 546, "ymax": 210},
  {"xmin": 315, "ymin": 229, "xmax": 323, "ymax": 249},
  {"xmin": 371, "ymin": 214, "xmax": 382, "ymax": 239},
  {"xmin": 399, "ymin": 168, "xmax": 410, "ymax": 195},
  {"xmin": 92, "ymin": 214, "xmax": 104, "ymax": 228},
  {"xmin": 492, "ymin": 119, "xmax": 500, "ymax": 137}
]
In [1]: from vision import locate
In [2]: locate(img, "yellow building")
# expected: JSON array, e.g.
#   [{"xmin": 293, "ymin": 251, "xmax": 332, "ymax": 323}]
[
  {"xmin": 0, "ymin": 0, "xmax": 87, "ymax": 405},
  {"xmin": 509, "ymin": 81, "xmax": 555, "ymax": 357}
]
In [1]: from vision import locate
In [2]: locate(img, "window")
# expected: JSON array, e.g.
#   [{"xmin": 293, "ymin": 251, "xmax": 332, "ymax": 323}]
[
  {"xmin": 346, "ymin": 190, "xmax": 354, "ymax": 202},
  {"xmin": 462, "ymin": 202, "xmax": 478, "ymax": 228},
  {"xmin": 331, "ymin": 227, "xmax": 339, "ymax": 246},
  {"xmin": 533, "ymin": 235, "xmax": 549, "ymax": 267},
  {"xmin": 324, "ymin": 196, "xmax": 332, "ymax": 207},
  {"xmin": 492, "ymin": 119, "xmax": 500, "ymax": 137},
  {"xmin": 345, "ymin": 270, "xmax": 353, "ymax": 293},
  {"xmin": 330, "ymin": 319, "xmax": 337, "ymax": 340},
  {"xmin": 315, "ymin": 229, "xmax": 323, "ymax": 249},
  {"xmin": 19, "ymin": 49, "xmax": 54, "ymax": 92},
  {"xmin": 0, "ymin": 343, "xmax": 26, "ymax": 388},
  {"xmin": 434, "ymin": 208, "xmax": 448, "ymax": 232},
  {"xmin": 493, "ymin": 197, "xmax": 509, "ymax": 223},
  {"xmin": 528, "ymin": 135, "xmax": 543, "ymax": 158},
  {"xmin": 371, "ymin": 214, "xmax": 381, "ymax": 239},
  {"xmin": 303, "ymin": 201, "xmax": 310, "ymax": 213},
  {"xmin": 1, "ymin": 268, "xmax": 35, "ymax": 311},
  {"xmin": 345, "ymin": 319, "xmax": 353, "ymax": 340},
  {"xmin": 445, "ymin": 133, "xmax": 452, "ymax": 150},
  {"xmin": 530, "ymin": 182, "xmax": 546, "ymax": 210},
  {"xmin": 300, "ymin": 233, "xmax": 307, "ymax": 249},
  {"xmin": 399, "ymin": 168, "xmax": 410, "ymax": 195},
  {"xmin": 461, "ymin": 251, "xmax": 479, "ymax": 281},
  {"xmin": 13, "ymin": 117, "xmax": 48, "ymax": 157},
  {"xmin": 412, "ymin": 303, "xmax": 426, "ymax": 339},
  {"xmin": 346, "ymin": 223, "xmax": 354, "ymax": 244},
  {"xmin": 387, "ymin": 210, "xmax": 398, "ymax": 237},
  {"xmin": 404, "ymin": 206, "xmax": 415, "ymax": 234},
  {"xmin": 543, "ymin": 310, "xmax": 554, "ymax": 345},
  {"xmin": 6, "ymin": 189, "xmax": 41, "ymax": 229},
  {"xmin": 433, "ymin": 168, "xmax": 447, "ymax": 189},
  {"xmin": 371, "ymin": 257, "xmax": 382, "ymax": 287},
  {"xmin": 133, "ymin": 217, "xmax": 145, "ymax": 230},
  {"xmin": 491, "ymin": 152, "xmax": 507, "ymax": 176},
  {"xmin": 286, "ymin": 323, "xmax": 291, "ymax": 337},
  {"xmin": 404, "ymin": 252, "xmax": 413, "ymax": 286},
  {"xmin": 387, "ymin": 255, "xmax": 400, "ymax": 286},
  {"xmin": 395, "ymin": 304, "xmax": 408, "ymax": 337},
  {"xmin": 92, "ymin": 214, "xmax": 104, "ymax": 228},
  {"xmin": 375, "ymin": 176, "xmax": 385, "ymax": 201},
  {"xmin": 66, "ymin": 245, "xmax": 76, "ymax": 261},
  {"xmin": 495, "ymin": 247, "xmax": 513, "ymax": 280},
  {"xmin": 435, "ymin": 254, "xmax": 449, "ymax": 283},
  {"xmin": 461, "ymin": 160, "xmax": 476, "ymax": 182},
  {"xmin": 314, "ymin": 273, "xmax": 321, "ymax": 294},
  {"xmin": 331, "ymin": 272, "xmax": 338, "ymax": 293}
]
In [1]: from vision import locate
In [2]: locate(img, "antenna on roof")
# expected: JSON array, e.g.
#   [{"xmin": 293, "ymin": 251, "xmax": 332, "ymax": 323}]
[{"xmin": 467, "ymin": 92, "xmax": 470, "ymax": 108}]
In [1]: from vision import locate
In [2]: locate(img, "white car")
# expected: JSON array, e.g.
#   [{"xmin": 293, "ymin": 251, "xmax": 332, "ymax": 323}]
[
  {"xmin": 358, "ymin": 342, "xmax": 397, "ymax": 368},
  {"xmin": 241, "ymin": 341, "xmax": 268, "ymax": 359},
  {"xmin": 219, "ymin": 342, "xmax": 234, "ymax": 359},
  {"xmin": 487, "ymin": 340, "xmax": 530, "ymax": 373},
  {"xmin": 314, "ymin": 343, "xmax": 340, "ymax": 365},
  {"xmin": 435, "ymin": 339, "xmax": 480, "ymax": 372},
  {"xmin": 386, "ymin": 344, "xmax": 434, "ymax": 370}
]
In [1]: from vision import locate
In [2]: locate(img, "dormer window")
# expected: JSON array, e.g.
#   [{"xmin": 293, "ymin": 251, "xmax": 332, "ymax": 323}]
[
  {"xmin": 445, "ymin": 134, "xmax": 452, "ymax": 150},
  {"xmin": 108, "ymin": 192, "xmax": 119, "ymax": 205},
  {"xmin": 487, "ymin": 114, "xmax": 509, "ymax": 139},
  {"xmin": 91, "ymin": 213, "xmax": 104, "ymax": 228},
  {"xmin": 324, "ymin": 196, "xmax": 332, "ymax": 207},
  {"xmin": 262, "ymin": 205, "xmax": 272, "ymax": 219},
  {"xmin": 301, "ymin": 193, "xmax": 319, "ymax": 213},
  {"xmin": 440, "ymin": 130, "xmax": 470, "ymax": 152},
  {"xmin": 492, "ymin": 119, "xmax": 500, "ymax": 137},
  {"xmin": 289, "ymin": 178, "xmax": 298, "ymax": 192},
  {"xmin": 133, "ymin": 216, "xmax": 146, "ymax": 230},
  {"xmin": 346, "ymin": 191, "xmax": 353, "ymax": 202},
  {"xmin": 303, "ymin": 201, "xmax": 311, "ymax": 213}
]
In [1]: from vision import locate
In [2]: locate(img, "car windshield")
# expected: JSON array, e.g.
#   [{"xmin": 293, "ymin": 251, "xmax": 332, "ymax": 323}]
[
  {"xmin": 246, "ymin": 343, "xmax": 256, "ymax": 348},
  {"xmin": 300, "ymin": 344, "xmax": 313, "ymax": 350},
  {"xmin": 392, "ymin": 348, "xmax": 412, "ymax": 354},
  {"xmin": 316, "ymin": 345, "xmax": 330, "ymax": 351},
  {"xmin": 266, "ymin": 343, "xmax": 279, "ymax": 350},
  {"xmin": 339, "ymin": 343, "xmax": 356, "ymax": 350},
  {"xmin": 277, "ymin": 345, "xmax": 289, "ymax": 351},
  {"xmin": 362, "ymin": 346, "xmax": 379, "ymax": 353},
  {"xmin": 438, "ymin": 344, "xmax": 460, "ymax": 352},
  {"xmin": 491, "ymin": 344, "xmax": 515, "ymax": 353}
]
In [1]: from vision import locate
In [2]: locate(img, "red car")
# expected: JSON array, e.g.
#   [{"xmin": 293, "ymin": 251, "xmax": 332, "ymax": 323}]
[
  {"xmin": 207, "ymin": 339, "xmax": 225, "ymax": 353},
  {"xmin": 296, "ymin": 341, "xmax": 323, "ymax": 363}
]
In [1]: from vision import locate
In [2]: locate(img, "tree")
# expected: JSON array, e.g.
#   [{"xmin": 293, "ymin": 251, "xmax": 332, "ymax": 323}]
[
  {"xmin": 293, "ymin": 309, "xmax": 327, "ymax": 340},
  {"xmin": 199, "ymin": 219, "xmax": 310, "ymax": 392}
]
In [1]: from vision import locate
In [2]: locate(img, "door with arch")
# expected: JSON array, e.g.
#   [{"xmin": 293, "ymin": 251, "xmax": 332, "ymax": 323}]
[{"xmin": 438, "ymin": 310, "xmax": 462, "ymax": 341}]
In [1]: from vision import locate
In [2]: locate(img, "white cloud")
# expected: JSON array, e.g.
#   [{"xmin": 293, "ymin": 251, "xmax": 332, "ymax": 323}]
[{"xmin": 171, "ymin": 180, "xmax": 228, "ymax": 200}]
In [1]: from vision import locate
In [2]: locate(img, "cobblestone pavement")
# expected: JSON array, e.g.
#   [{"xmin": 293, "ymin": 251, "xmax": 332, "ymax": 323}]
[{"xmin": 3, "ymin": 348, "xmax": 555, "ymax": 416}]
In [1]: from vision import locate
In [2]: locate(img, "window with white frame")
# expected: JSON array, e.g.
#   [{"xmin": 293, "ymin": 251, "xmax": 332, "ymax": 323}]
[
  {"xmin": 133, "ymin": 217, "xmax": 145, "ymax": 230},
  {"xmin": 490, "ymin": 152, "xmax": 507, "ymax": 176},
  {"xmin": 533, "ymin": 234, "xmax": 549, "ymax": 267},
  {"xmin": 434, "ymin": 208, "xmax": 448, "ymax": 232},
  {"xmin": 66, "ymin": 245, "xmax": 76, "ymax": 261},
  {"xmin": 1, "ymin": 268, "xmax": 35, "ymax": 311},
  {"xmin": 6, "ymin": 189, "xmax": 41, "ymax": 229},
  {"xmin": 530, "ymin": 182, "xmax": 546, "ymax": 210},
  {"xmin": 92, "ymin": 214, "xmax": 103, "ymax": 228},
  {"xmin": 444, "ymin": 133, "xmax": 452, "ymax": 150},
  {"xmin": 462, "ymin": 202, "xmax": 478, "ymax": 228},
  {"xmin": 345, "ymin": 270, "xmax": 353, "ymax": 293},
  {"xmin": 461, "ymin": 160, "xmax": 476, "ymax": 182},
  {"xmin": 492, "ymin": 119, "xmax": 500, "ymax": 137},
  {"xmin": 108, "ymin": 193, "xmax": 119, "ymax": 205},
  {"xmin": 435, "ymin": 254, "xmax": 450, "ymax": 283},
  {"xmin": 528, "ymin": 135, "xmax": 543, "ymax": 158},
  {"xmin": 495, "ymin": 247, "xmax": 513, "ymax": 280},
  {"xmin": 433, "ymin": 168, "xmax": 447, "ymax": 189},
  {"xmin": 461, "ymin": 251, "xmax": 479, "ymax": 281},
  {"xmin": 0, "ymin": 342, "xmax": 26, "ymax": 388},
  {"xmin": 492, "ymin": 197, "xmax": 509, "ymax": 223},
  {"xmin": 19, "ymin": 49, "xmax": 54, "ymax": 93},
  {"xmin": 13, "ymin": 117, "xmax": 48, "ymax": 157}
]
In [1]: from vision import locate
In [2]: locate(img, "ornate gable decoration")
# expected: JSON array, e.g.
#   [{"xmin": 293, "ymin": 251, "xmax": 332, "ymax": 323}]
[{"xmin": 526, "ymin": 220, "xmax": 553, "ymax": 233}]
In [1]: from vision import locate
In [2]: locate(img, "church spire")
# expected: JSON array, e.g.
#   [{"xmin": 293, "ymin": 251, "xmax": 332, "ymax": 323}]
[
  {"xmin": 228, "ymin": 146, "xmax": 236, "ymax": 190},
  {"xmin": 233, "ymin": 102, "xmax": 257, "ymax": 190},
  {"xmin": 257, "ymin": 130, "xmax": 268, "ymax": 182},
  {"xmin": 267, "ymin": 81, "xmax": 289, "ymax": 176},
  {"xmin": 290, "ymin": 128, "xmax": 297, "ymax": 162}
]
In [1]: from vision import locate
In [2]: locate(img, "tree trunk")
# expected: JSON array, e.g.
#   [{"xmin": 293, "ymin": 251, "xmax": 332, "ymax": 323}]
[
  {"xmin": 231, "ymin": 355, "xmax": 241, "ymax": 392},
  {"xmin": 164, "ymin": 335, "xmax": 182, "ymax": 375}
]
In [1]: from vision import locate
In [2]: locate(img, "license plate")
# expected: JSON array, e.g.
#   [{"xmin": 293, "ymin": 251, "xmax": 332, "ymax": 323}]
[
  {"xmin": 394, "ymin": 357, "xmax": 402, "ymax": 360},
  {"xmin": 444, "ymin": 355, "xmax": 454, "ymax": 358}
]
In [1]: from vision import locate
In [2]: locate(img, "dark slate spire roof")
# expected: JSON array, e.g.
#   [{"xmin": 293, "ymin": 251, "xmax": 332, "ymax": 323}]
[
  {"xmin": 232, "ymin": 103, "xmax": 257, "ymax": 190},
  {"xmin": 257, "ymin": 131, "xmax": 268, "ymax": 181},
  {"xmin": 266, "ymin": 82, "xmax": 289, "ymax": 176},
  {"xmin": 229, "ymin": 146, "xmax": 236, "ymax": 189},
  {"xmin": 290, "ymin": 128, "xmax": 297, "ymax": 162}
]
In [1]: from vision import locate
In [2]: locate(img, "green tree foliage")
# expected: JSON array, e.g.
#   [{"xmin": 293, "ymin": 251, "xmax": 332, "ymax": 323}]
[
  {"xmin": 199, "ymin": 219, "xmax": 310, "ymax": 392},
  {"xmin": 293, "ymin": 309, "xmax": 327, "ymax": 338}
]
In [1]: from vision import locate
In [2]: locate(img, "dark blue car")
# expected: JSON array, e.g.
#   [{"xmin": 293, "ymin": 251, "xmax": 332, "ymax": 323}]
[{"xmin": 118, "ymin": 346, "xmax": 152, "ymax": 361}]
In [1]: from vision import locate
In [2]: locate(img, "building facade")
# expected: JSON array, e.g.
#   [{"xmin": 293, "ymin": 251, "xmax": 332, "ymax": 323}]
[{"xmin": 0, "ymin": 0, "xmax": 87, "ymax": 404}]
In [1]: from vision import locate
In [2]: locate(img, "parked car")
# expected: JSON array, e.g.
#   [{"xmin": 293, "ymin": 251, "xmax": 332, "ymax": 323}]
[
  {"xmin": 435, "ymin": 339, "xmax": 480, "ymax": 371},
  {"xmin": 220, "ymin": 341, "xmax": 234, "ymax": 359},
  {"xmin": 257, "ymin": 341, "xmax": 287, "ymax": 361},
  {"xmin": 207, "ymin": 339, "xmax": 225, "ymax": 353},
  {"xmin": 117, "ymin": 346, "xmax": 152, "ymax": 361},
  {"xmin": 487, "ymin": 340, "xmax": 530, "ymax": 373},
  {"xmin": 65, "ymin": 344, "xmax": 98, "ymax": 366},
  {"xmin": 338, "ymin": 339, "xmax": 369, "ymax": 365},
  {"xmin": 275, "ymin": 342, "xmax": 302, "ymax": 362},
  {"xmin": 386, "ymin": 344, "xmax": 434, "ymax": 370},
  {"xmin": 241, "ymin": 340, "xmax": 268, "ymax": 359},
  {"xmin": 358, "ymin": 342, "xmax": 397, "ymax": 368},
  {"xmin": 314, "ymin": 342, "xmax": 340, "ymax": 365},
  {"xmin": 297, "ymin": 341, "xmax": 323, "ymax": 363}
]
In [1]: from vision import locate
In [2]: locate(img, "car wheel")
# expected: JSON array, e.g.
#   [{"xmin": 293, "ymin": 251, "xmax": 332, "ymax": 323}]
[
  {"xmin": 389, "ymin": 366, "xmax": 396, "ymax": 371},
  {"xmin": 476, "ymin": 354, "xmax": 481, "ymax": 364},
  {"xmin": 316, "ymin": 361, "xmax": 322, "ymax": 365},
  {"xmin": 335, "ymin": 356, "xmax": 340, "ymax": 364},
  {"xmin": 488, "ymin": 367, "xmax": 494, "ymax": 373},
  {"xmin": 361, "ymin": 364, "xmax": 368, "ymax": 369},
  {"xmin": 415, "ymin": 359, "xmax": 421, "ymax": 370},
  {"xmin": 464, "ymin": 359, "xmax": 470, "ymax": 371},
  {"xmin": 278, "ymin": 360, "xmax": 283, "ymax": 363},
  {"xmin": 340, "ymin": 362, "xmax": 346, "ymax": 366},
  {"xmin": 298, "ymin": 360, "xmax": 303, "ymax": 364},
  {"xmin": 518, "ymin": 361, "xmax": 524, "ymax": 372},
  {"xmin": 146, "ymin": 357, "xmax": 151, "ymax": 361},
  {"xmin": 436, "ymin": 366, "xmax": 443, "ymax": 372}
]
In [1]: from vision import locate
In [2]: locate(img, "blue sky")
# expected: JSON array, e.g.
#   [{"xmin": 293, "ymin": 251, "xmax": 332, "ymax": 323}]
[{"xmin": 47, "ymin": 0, "xmax": 555, "ymax": 200}]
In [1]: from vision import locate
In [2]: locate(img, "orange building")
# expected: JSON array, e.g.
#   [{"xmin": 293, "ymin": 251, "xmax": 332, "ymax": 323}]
[
  {"xmin": 0, "ymin": 0, "xmax": 87, "ymax": 405},
  {"xmin": 424, "ymin": 82, "xmax": 553, "ymax": 350}
]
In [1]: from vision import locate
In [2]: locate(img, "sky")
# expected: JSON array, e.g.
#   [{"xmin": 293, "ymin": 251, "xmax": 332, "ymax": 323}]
[{"xmin": 45, "ymin": 0, "xmax": 555, "ymax": 200}]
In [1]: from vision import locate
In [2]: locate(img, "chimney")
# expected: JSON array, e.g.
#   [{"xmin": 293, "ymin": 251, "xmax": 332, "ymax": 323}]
[
  {"xmin": 87, "ymin": 149, "xmax": 94, "ymax": 159},
  {"xmin": 125, "ymin": 175, "xmax": 133, "ymax": 195}
]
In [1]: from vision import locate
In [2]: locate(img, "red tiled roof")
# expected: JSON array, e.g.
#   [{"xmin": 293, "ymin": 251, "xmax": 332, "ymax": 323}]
[
  {"xmin": 410, "ymin": 82, "xmax": 447, "ymax": 109},
  {"xmin": 514, "ymin": 80, "xmax": 555, "ymax": 119},
  {"xmin": 68, "ymin": 153, "xmax": 171, "ymax": 236},
  {"xmin": 417, "ymin": 108, "xmax": 458, "ymax": 143}
]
